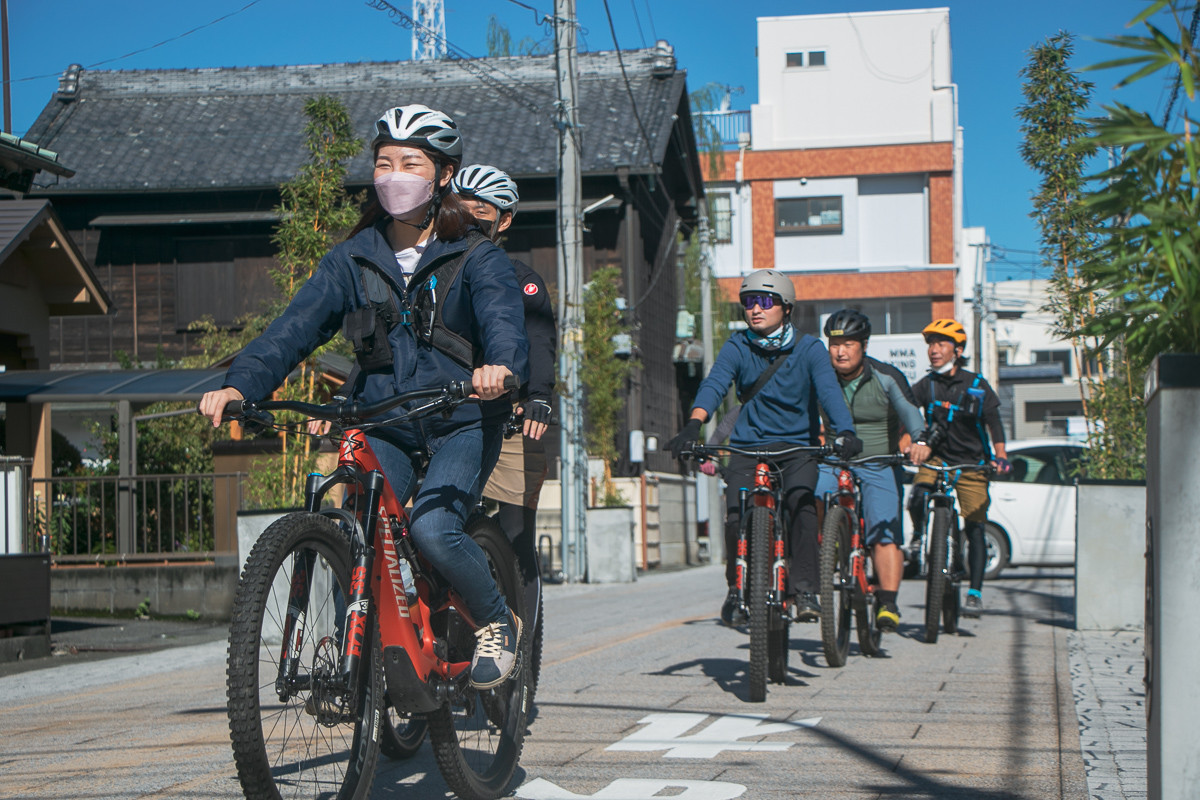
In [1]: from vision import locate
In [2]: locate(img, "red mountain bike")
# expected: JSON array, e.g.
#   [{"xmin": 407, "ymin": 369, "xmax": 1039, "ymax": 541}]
[
  {"xmin": 221, "ymin": 381, "xmax": 530, "ymax": 800},
  {"xmin": 817, "ymin": 453, "xmax": 907, "ymax": 667},
  {"xmin": 684, "ymin": 442, "xmax": 829, "ymax": 703}
]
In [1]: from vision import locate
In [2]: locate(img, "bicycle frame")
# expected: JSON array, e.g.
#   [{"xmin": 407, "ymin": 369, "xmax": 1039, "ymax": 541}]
[
  {"xmin": 257, "ymin": 386, "xmax": 487, "ymax": 717},
  {"xmin": 827, "ymin": 466, "xmax": 872, "ymax": 598}
]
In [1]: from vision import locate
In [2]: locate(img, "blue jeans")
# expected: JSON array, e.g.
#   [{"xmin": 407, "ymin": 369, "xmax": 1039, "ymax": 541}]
[
  {"xmin": 367, "ymin": 422, "xmax": 507, "ymax": 625},
  {"xmin": 816, "ymin": 462, "xmax": 903, "ymax": 547}
]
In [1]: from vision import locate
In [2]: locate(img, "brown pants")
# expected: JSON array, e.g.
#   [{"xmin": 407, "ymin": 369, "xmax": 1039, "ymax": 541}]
[{"xmin": 914, "ymin": 459, "xmax": 991, "ymax": 523}]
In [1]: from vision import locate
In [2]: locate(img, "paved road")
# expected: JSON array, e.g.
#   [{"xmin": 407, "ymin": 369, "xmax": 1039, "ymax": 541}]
[{"xmin": 0, "ymin": 565, "xmax": 1088, "ymax": 799}]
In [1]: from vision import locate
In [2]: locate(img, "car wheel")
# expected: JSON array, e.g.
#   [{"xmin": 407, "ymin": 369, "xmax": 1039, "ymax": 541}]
[{"xmin": 983, "ymin": 523, "xmax": 1010, "ymax": 581}]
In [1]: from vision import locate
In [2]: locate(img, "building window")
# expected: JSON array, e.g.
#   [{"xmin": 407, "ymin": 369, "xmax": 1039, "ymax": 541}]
[
  {"xmin": 808, "ymin": 50, "xmax": 826, "ymax": 67},
  {"xmin": 786, "ymin": 52, "xmax": 804, "ymax": 68},
  {"xmin": 776, "ymin": 196, "xmax": 843, "ymax": 235},
  {"xmin": 709, "ymin": 192, "xmax": 733, "ymax": 244},
  {"xmin": 1033, "ymin": 349, "xmax": 1072, "ymax": 377}
]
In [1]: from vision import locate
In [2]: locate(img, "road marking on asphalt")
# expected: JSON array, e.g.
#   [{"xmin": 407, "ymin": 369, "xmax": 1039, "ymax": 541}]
[
  {"xmin": 606, "ymin": 712, "xmax": 821, "ymax": 758},
  {"xmin": 517, "ymin": 777, "xmax": 747, "ymax": 799},
  {"xmin": 544, "ymin": 615, "xmax": 712, "ymax": 667}
]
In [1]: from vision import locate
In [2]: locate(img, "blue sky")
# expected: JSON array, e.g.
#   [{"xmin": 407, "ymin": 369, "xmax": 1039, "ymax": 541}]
[{"xmin": 5, "ymin": 1, "xmax": 1175, "ymax": 277}]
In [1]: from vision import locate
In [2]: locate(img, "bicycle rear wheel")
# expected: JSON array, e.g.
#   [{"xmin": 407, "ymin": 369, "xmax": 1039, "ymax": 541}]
[
  {"xmin": 819, "ymin": 506, "xmax": 852, "ymax": 667},
  {"xmin": 380, "ymin": 704, "xmax": 428, "ymax": 759},
  {"xmin": 923, "ymin": 507, "xmax": 952, "ymax": 644},
  {"xmin": 227, "ymin": 512, "xmax": 382, "ymax": 800},
  {"xmin": 747, "ymin": 506, "xmax": 773, "ymax": 702},
  {"xmin": 427, "ymin": 516, "xmax": 530, "ymax": 800},
  {"xmin": 855, "ymin": 596, "xmax": 883, "ymax": 657}
]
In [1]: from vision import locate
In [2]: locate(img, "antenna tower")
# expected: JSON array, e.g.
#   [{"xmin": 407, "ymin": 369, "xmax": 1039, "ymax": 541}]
[{"xmin": 412, "ymin": 0, "xmax": 447, "ymax": 60}]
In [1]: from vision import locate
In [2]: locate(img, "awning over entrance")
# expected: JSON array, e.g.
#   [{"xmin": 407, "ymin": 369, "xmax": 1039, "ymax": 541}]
[{"xmin": 0, "ymin": 369, "xmax": 225, "ymax": 404}]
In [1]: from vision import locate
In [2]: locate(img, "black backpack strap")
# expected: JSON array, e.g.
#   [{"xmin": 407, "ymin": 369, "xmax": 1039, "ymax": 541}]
[{"xmin": 411, "ymin": 232, "xmax": 492, "ymax": 370}]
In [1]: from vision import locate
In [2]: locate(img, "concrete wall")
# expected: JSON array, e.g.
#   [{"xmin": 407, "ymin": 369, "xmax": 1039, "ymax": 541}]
[
  {"xmin": 1075, "ymin": 482, "xmax": 1146, "ymax": 631},
  {"xmin": 51, "ymin": 563, "xmax": 238, "ymax": 619}
]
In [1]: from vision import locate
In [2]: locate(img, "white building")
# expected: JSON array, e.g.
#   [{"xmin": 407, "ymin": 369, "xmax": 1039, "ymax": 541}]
[{"xmin": 706, "ymin": 7, "xmax": 962, "ymax": 354}]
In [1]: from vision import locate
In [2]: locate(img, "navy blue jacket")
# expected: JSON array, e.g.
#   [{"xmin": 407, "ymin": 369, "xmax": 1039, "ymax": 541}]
[
  {"xmin": 693, "ymin": 330, "xmax": 855, "ymax": 446},
  {"xmin": 511, "ymin": 259, "xmax": 556, "ymax": 406},
  {"xmin": 223, "ymin": 221, "xmax": 529, "ymax": 433}
]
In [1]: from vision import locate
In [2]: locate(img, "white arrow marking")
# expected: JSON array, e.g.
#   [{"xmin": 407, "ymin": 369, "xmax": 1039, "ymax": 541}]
[
  {"xmin": 517, "ymin": 777, "xmax": 747, "ymax": 799},
  {"xmin": 606, "ymin": 712, "xmax": 822, "ymax": 759}
]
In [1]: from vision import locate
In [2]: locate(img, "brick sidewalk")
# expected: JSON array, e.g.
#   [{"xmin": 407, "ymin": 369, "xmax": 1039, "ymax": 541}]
[{"xmin": 1069, "ymin": 631, "xmax": 1147, "ymax": 800}]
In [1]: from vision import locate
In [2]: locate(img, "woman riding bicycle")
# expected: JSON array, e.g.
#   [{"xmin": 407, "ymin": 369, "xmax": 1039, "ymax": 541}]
[
  {"xmin": 668, "ymin": 269, "xmax": 861, "ymax": 626},
  {"xmin": 199, "ymin": 103, "xmax": 530, "ymax": 690}
]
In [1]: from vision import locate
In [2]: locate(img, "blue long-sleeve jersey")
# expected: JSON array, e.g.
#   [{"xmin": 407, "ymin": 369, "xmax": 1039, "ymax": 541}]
[{"xmin": 692, "ymin": 330, "xmax": 855, "ymax": 446}]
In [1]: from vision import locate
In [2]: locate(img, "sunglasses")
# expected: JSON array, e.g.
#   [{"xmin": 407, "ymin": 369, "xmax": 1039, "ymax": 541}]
[{"xmin": 741, "ymin": 294, "xmax": 781, "ymax": 311}]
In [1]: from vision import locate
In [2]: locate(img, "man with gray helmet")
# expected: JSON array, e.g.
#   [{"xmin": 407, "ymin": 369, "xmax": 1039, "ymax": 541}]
[{"xmin": 668, "ymin": 269, "xmax": 861, "ymax": 626}]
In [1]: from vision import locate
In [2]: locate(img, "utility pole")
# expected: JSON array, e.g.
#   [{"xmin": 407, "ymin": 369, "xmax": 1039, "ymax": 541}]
[
  {"xmin": 555, "ymin": 0, "xmax": 588, "ymax": 582},
  {"xmin": 696, "ymin": 202, "xmax": 721, "ymax": 565},
  {"xmin": 412, "ymin": 0, "xmax": 446, "ymax": 61}
]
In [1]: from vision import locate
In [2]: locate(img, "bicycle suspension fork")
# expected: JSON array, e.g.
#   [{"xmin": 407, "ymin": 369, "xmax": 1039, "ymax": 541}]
[{"xmin": 334, "ymin": 469, "xmax": 383, "ymax": 691}]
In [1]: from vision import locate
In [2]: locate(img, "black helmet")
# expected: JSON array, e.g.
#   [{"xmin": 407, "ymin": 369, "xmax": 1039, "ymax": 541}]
[{"xmin": 824, "ymin": 308, "xmax": 872, "ymax": 341}]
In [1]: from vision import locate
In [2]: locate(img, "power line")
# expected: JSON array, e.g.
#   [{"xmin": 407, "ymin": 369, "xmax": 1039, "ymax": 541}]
[
  {"xmin": 366, "ymin": 0, "xmax": 551, "ymax": 115},
  {"xmin": 3, "ymin": 0, "xmax": 267, "ymax": 86},
  {"xmin": 629, "ymin": 0, "xmax": 647, "ymax": 48},
  {"xmin": 599, "ymin": 0, "xmax": 660, "ymax": 174},
  {"xmin": 641, "ymin": 0, "xmax": 658, "ymax": 43}
]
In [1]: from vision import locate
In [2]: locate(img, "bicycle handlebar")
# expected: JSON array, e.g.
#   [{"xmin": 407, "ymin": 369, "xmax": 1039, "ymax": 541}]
[
  {"xmin": 682, "ymin": 443, "xmax": 833, "ymax": 463},
  {"xmin": 915, "ymin": 461, "xmax": 996, "ymax": 477},
  {"xmin": 217, "ymin": 376, "xmax": 516, "ymax": 430},
  {"xmin": 822, "ymin": 453, "xmax": 909, "ymax": 469}
]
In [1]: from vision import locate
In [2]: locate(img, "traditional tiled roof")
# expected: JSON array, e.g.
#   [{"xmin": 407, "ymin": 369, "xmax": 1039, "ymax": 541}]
[{"xmin": 25, "ymin": 49, "xmax": 687, "ymax": 193}]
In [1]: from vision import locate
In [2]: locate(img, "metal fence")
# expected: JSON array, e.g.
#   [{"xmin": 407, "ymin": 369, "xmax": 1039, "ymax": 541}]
[
  {"xmin": 693, "ymin": 109, "xmax": 751, "ymax": 149},
  {"xmin": 28, "ymin": 473, "xmax": 244, "ymax": 563}
]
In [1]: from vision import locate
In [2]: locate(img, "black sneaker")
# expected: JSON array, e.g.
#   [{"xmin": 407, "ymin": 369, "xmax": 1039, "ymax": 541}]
[
  {"xmin": 720, "ymin": 588, "xmax": 747, "ymax": 626},
  {"xmin": 470, "ymin": 610, "xmax": 522, "ymax": 690},
  {"xmin": 876, "ymin": 602, "xmax": 900, "ymax": 632},
  {"xmin": 963, "ymin": 592, "xmax": 983, "ymax": 618},
  {"xmin": 793, "ymin": 592, "xmax": 821, "ymax": 623}
]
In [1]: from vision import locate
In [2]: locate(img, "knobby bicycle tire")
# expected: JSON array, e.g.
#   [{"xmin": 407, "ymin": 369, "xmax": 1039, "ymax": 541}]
[
  {"xmin": 767, "ymin": 513, "xmax": 790, "ymax": 685},
  {"xmin": 427, "ymin": 516, "xmax": 531, "ymax": 800},
  {"xmin": 529, "ymin": 592, "xmax": 545, "ymax": 703},
  {"xmin": 227, "ymin": 512, "xmax": 383, "ymax": 800},
  {"xmin": 855, "ymin": 550, "xmax": 883, "ymax": 658},
  {"xmin": 819, "ymin": 506, "xmax": 852, "ymax": 667},
  {"xmin": 924, "ymin": 507, "xmax": 952, "ymax": 644},
  {"xmin": 747, "ymin": 506, "xmax": 773, "ymax": 702}
]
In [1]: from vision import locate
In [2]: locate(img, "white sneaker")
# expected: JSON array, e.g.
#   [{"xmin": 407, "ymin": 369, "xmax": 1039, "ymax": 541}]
[{"xmin": 469, "ymin": 610, "xmax": 522, "ymax": 689}]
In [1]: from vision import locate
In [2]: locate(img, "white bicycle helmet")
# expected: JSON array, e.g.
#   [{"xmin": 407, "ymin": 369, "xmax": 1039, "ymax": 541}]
[
  {"xmin": 453, "ymin": 164, "xmax": 520, "ymax": 215},
  {"xmin": 739, "ymin": 268, "xmax": 796, "ymax": 306},
  {"xmin": 373, "ymin": 104, "xmax": 463, "ymax": 163}
]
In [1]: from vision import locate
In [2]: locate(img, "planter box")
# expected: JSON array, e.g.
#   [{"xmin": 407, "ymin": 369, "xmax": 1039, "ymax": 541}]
[
  {"xmin": 586, "ymin": 506, "xmax": 636, "ymax": 583},
  {"xmin": 1075, "ymin": 481, "xmax": 1146, "ymax": 630}
]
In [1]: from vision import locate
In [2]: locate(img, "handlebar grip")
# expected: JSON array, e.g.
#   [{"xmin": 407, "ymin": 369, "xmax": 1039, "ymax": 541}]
[
  {"xmin": 503, "ymin": 373, "xmax": 519, "ymax": 391},
  {"xmin": 221, "ymin": 399, "xmax": 245, "ymax": 421}
]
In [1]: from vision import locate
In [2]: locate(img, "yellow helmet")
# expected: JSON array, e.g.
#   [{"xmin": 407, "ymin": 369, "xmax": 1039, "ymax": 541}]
[{"xmin": 923, "ymin": 318, "xmax": 967, "ymax": 345}]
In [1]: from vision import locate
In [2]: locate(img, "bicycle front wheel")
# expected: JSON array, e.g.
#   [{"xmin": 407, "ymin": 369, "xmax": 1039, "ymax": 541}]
[
  {"xmin": 427, "ymin": 516, "xmax": 530, "ymax": 800},
  {"xmin": 746, "ymin": 506, "xmax": 773, "ymax": 702},
  {"xmin": 923, "ymin": 507, "xmax": 952, "ymax": 644},
  {"xmin": 227, "ymin": 512, "xmax": 382, "ymax": 800},
  {"xmin": 819, "ymin": 506, "xmax": 852, "ymax": 667}
]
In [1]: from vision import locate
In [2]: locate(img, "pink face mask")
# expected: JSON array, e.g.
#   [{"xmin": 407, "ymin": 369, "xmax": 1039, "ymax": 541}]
[{"xmin": 374, "ymin": 171, "xmax": 433, "ymax": 219}]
